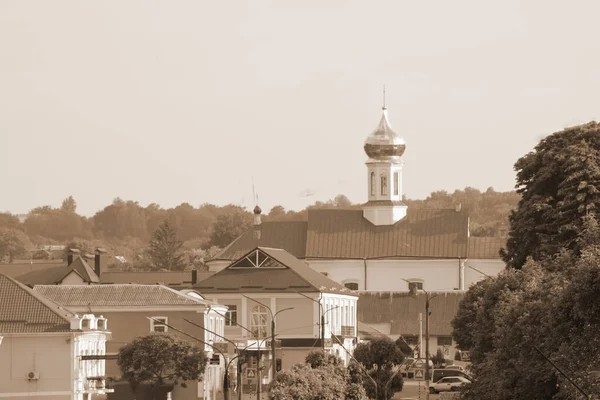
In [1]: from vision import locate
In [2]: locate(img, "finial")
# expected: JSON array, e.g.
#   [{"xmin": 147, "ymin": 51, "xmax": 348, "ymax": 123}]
[{"xmin": 382, "ymin": 84, "xmax": 386, "ymax": 110}]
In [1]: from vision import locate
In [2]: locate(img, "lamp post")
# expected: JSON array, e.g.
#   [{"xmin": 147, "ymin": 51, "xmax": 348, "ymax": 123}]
[
  {"xmin": 401, "ymin": 279, "xmax": 438, "ymax": 400},
  {"xmin": 294, "ymin": 291, "xmax": 339, "ymax": 350},
  {"xmin": 242, "ymin": 295, "xmax": 294, "ymax": 399}
]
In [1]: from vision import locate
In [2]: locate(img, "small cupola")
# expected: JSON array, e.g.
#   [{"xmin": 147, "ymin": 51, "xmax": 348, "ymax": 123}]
[
  {"xmin": 96, "ymin": 315, "xmax": 108, "ymax": 331},
  {"xmin": 70, "ymin": 314, "xmax": 81, "ymax": 330},
  {"xmin": 253, "ymin": 205, "xmax": 262, "ymax": 226}
]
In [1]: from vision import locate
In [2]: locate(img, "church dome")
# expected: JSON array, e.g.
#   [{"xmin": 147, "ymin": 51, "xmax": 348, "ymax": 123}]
[{"xmin": 364, "ymin": 107, "xmax": 406, "ymax": 160}]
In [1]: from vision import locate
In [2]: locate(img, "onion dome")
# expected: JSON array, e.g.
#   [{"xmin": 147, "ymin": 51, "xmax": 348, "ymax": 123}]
[
  {"xmin": 253, "ymin": 205, "xmax": 262, "ymax": 215},
  {"xmin": 364, "ymin": 107, "xmax": 406, "ymax": 160}
]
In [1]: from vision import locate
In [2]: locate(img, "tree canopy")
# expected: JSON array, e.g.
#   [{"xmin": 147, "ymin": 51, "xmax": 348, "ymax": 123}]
[
  {"xmin": 117, "ymin": 334, "xmax": 207, "ymax": 398},
  {"xmin": 502, "ymin": 122, "xmax": 600, "ymax": 269},
  {"xmin": 147, "ymin": 219, "xmax": 186, "ymax": 271}
]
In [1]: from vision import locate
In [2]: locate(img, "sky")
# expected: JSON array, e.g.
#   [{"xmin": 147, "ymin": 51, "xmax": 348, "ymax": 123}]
[{"xmin": 1, "ymin": 1, "xmax": 599, "ymax": 217}]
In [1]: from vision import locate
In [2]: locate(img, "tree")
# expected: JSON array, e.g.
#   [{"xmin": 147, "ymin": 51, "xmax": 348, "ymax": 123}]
[
  {"xmin": 208, "ymin": 206, "xmax": 252, "ymax": 248},
  {"xmin": 61, "ymin": 196, "xmax": 77, "ymax": 213},
  {"xmin": 269, "ymin": 350, "xmax": 366, "ymax": 400},
  {"xmin": 352, "ymin": 337, "xmax": 405, "ymax": 400},
  {"xmin": 117, "ymin": 334, "xmax": 207, "ymax": 400},
  {"xmin": 501, "ymin": 122, "xmax": 600, "ymax": 269},
  {"xmin": 0, "ymin": 228, "xmax": 32, "ymax": 262},
  {"xmin": 147, "ymin": 219, "xmax": 186, "ymax": 271},
  {"xmin": 0, "ymin": 212, "xmax": 22, "ymax": 230}
]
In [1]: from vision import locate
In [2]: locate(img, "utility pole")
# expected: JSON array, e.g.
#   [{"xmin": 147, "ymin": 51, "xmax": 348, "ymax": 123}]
[{"xmin": 321, "ymin": 313, "xmax": 325, "ymax": 350}]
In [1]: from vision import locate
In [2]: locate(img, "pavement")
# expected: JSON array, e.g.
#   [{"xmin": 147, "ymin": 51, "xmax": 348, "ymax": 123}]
[{"xmin": 393, "ymin": 380, "xmax": 440, "ymax": 400}]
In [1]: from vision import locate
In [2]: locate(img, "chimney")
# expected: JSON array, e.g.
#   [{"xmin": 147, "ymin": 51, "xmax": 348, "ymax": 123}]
[
  {"xmin": 192, "ymin": 270, "xmax": 198, "ymax": 285},
  {"xmin": 455, "ymin": 203, "xmax": 462, "ymax": 212},
  {"xmin": 67, "ymin": 248, "xmax": 80, "ymax": 265},
  {"xmin": 94, "ymin": 248, "xmax": 108, "ymax": 278}
]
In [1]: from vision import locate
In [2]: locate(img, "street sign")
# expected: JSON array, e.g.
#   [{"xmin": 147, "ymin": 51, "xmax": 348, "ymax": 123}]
[
  {"xmin": 246, "ymin": 368, "xmax": 256, "ymax": 378},
  {"xmin": 414, "ymin": 359, "xmax": 424, "ymax": 368},
  {"xmin": 414, "ymin": 369, "xmax": 424, "ymax": 380}
]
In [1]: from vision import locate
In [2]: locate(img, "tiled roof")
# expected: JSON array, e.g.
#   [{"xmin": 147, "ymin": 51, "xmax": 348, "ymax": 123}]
[
  {"xmin": 0, "ymin": 274, "xmax": 74, "ymax": 333},
  {"xmin": 468, "ymin": 237, "xmax": 506, "ymax": 259},
  {"xmin": 195, "ymin": 247, "xmax": 353, "ymax": 295},
  {"xmin": 33, "ymin": 284, "xmax": 215, "ymax": 308},
  {"xmin": 215, "ymin": 221, "xmax": 307, "ymax": 261},
  {"xmin": 0, "ymin": 260, "xmax": 66, "ymax": 279},
  {"xmin": 100, "ymin": 271, "xmax": 214, "ymax": 286},
  {"xmin": 212, "ymin": 209, "xmax": 469, "ymax": 261},
  {"xmin": 16, "ymin": 256, "xmax": 100, "ymax": 287},
  {"xmin": 357, "ymin": 291, "xmax": 464, "ymax": 336}
]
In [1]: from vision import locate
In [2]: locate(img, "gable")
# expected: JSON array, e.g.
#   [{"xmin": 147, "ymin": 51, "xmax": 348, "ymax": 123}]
[
  {"xmin": 61, "ymin": 270, "xmax": 85, "ymax": 285},
  {"xmin": 196, "ymin": 247, "xmax": 352, "ymax": 294}
]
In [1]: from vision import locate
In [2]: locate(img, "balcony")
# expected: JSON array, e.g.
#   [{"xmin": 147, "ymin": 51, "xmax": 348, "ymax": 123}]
[{"xmin": 84, "ymin": 377, "xmax": 115, "ymax": 394}]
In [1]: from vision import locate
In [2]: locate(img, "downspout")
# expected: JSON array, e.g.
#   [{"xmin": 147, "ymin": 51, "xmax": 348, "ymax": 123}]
[
  {"xmin": 458, "ymin": 258, "xmax": 466, "ymax": 291},
  {"xmin": 363, "ymin": 258, "xmax": 367, "ymax": 291}
]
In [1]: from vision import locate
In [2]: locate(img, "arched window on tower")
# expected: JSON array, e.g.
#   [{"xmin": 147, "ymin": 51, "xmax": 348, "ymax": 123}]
[
  {"xmin": 394, "ymin": 171, "xmax": 400, "ymax": 196},
  {"xmin": 370, "ymin": 172, "xmax": 375, "ymax": 196},
  {"xmin": 380, "ymin": 173, "xmax": 388, "ymax": 196}
]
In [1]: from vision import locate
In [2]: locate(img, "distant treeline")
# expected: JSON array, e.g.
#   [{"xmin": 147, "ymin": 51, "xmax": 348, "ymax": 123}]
[{"xmin": 0, "ymin": 187, "xmax": 519, "ymax": 264}]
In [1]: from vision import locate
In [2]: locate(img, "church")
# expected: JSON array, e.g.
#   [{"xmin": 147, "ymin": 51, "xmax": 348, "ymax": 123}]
[{"xmin": 207, "ymin": 104, "xmax": 505, "ymax": 293}]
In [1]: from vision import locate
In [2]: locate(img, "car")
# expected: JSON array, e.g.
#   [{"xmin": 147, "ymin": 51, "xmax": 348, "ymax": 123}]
[
  {"xmin": 445, "ymin": 365, "xmax": 465, "ymax": 371},
  {"xmin": 429, "ymin": 376, "xmax": 471, "ymax": 394}
]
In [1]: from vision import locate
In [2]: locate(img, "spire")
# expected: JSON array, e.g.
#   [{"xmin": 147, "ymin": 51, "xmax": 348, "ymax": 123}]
[{"xmin": 382, "ymin": 84, "xmax": 386, "ymax": 110}]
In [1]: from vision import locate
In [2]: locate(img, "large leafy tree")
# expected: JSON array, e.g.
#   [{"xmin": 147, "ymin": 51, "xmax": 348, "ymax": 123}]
[
  {"xmin": 208, "ymin": 206, "xmax": 253, "ymax": 248},
  {"xmin": 0, "ymin": 227, "xmax": 32, "ymax": 262},
  {"xmin": 502, "ymin": 122, "xmax": 600, "ymax": 269},
  {"xmin": 147, "ymin": 219, "xmax": 186, "ymax": 271},
  {"xmin": 352, "ymin": 337, "xmax": 405, "ymax": 400},
  {"xmin": 269, "ymin": 350, "xmax": 366, "ymax": 400},
  {"xmin": 117, "ymin": 334, "xmax": 207, "ymax": 400}
]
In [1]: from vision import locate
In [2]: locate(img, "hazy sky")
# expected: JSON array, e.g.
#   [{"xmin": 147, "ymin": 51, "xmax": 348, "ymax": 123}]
[{"xmin": 2, "ymin": 1, "xmax": 599, "ymax": 216}]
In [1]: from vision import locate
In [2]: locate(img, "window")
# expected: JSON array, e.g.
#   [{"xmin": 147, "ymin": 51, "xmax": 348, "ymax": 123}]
[
  {"xmin": 408, "ymin": 281, "xmax": 424, "ymax": 292},
  {"xmin": 380, "ymin": 173, "xmax": 388, "ymax": 195},
  {"xmin": 370, "ymin": 172, "xmax": 375, "ymax": 196},
  {"xmin": 225, "ymin": 305, "xmax": 237, "ymax": 326},
  {"xmin": 344, "ymin": 282, "xmax": 359, "ymax": 290},
  {"xmin": 437, "ymin": 336, "xmax": 453, "ymax": 346},
  {"xmin": 403, "ymin": 335, "xmax": 419, "ymax": 346},
  {"xmin": 394, "ymin": 171, "xmax": 399, "ymax": 196},
  {"xmin": 150, "ymin": 317, "xmax": 168, "ymax": 333},
  {"xmin": 250, "ymin": 305, "xmax": 268, "ymax": 338}
]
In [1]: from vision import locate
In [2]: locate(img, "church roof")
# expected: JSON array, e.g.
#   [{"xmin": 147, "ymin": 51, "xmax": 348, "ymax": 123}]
[
  {"xmin": 357, "ymin": 291, "xmax": 464, "ymax": 336},
  {"xmin": 212, "ymin": 208, "xmax": 469, "ymax": 261},
  {"xmin": 195, "ymin": 247, "xmax": 354, "ymax": 295}
]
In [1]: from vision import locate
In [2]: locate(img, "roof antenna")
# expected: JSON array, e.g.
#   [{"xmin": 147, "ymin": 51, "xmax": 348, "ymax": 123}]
[{"xmin": 382, "ymin": 84, "xmax": 386, "ymax": 110}]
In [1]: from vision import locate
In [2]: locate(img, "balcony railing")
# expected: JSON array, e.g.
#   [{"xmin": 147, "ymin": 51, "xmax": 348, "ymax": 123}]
[{"xmin": 84, "ymin": 377, "xmax": 114, "ymax": 393}]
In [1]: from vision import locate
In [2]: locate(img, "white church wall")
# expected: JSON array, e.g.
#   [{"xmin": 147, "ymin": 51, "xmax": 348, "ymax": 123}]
[
  {"xmin": 308, "ymin": 259, "xmax": 464, "ymax": 292},
  {"xmin": 464, "ymin": 259, "xmax": 505, "ymax": 288}
]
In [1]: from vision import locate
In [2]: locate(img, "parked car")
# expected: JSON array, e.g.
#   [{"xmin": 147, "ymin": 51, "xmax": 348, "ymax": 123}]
[
  {"xmin": 430, "ymin": 376, "xmax": 471, "ymax": 394},
  {"xmin": 445, "ymin": 365, "xmax": 465, "ymax": 371}
]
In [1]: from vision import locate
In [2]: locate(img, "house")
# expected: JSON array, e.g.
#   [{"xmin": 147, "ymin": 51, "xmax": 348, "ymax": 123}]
[
  {"xmin": 192, "ymin": 246, "xmax": 359, "ymax": 396},
  {"xmin": 0, "ymin": 274, "xmax": 111, "ymax": 399},
  {"xmin": 32, "ymin": 284, "xmax": 227, "ymax": 400},
  {"xmin": 207, "ymin": 105, "xmax": 506, "ymax": 293}
]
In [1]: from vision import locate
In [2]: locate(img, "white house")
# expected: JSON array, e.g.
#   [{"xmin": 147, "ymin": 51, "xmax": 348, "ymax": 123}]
[{"xmin": 0, "ymin": 274, "xmax": 112, "ymax": 400}]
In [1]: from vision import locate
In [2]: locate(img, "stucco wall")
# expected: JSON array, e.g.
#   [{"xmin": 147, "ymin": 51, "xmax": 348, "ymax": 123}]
[{"xmin": 0, "ymin": 334, "xmax": 71, "ymax": 397}]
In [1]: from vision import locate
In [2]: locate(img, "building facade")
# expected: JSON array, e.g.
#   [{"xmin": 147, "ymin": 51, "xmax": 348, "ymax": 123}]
[
  {"xmin": 32, "ymin": 284, "xmax": 226, "ymax": 400},
  {"xmin": 0, "ymin": 274, "xmax": 111, "ymax": 400},
  {"xmin": 193, "ymin": 247, "xmax": 359, "ymax": 397}
]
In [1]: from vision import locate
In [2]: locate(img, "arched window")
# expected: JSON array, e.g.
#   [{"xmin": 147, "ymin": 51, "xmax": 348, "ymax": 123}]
[
  {"xmin": 250, "ymin": 305, "xmax": 268, "ymax": 338},
  {"xmin": 370, "ymin": 172, "xmax": 375, "ymax": 196},
  {"xmin": 380, "ymin": 173, "xmax": 388, "ymax": 196},
  {"xmin": 343, "ymin": 281, "xmax": 359, "ymax": 291},
  {"xmin": 394, "ymin": 171, "xmax": 400, "ymax": 196}
]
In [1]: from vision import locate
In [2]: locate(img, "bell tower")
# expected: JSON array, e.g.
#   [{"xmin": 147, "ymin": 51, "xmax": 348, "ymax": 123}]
[{"xmin": 362, "ymin": 94, "xmax": 407, "ymax": 226}]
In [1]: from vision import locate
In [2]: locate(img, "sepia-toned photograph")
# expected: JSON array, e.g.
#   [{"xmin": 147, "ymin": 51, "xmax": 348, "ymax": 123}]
[{"xmin": 1, "ymin": 1, "xmax": 599, "ymax": 400}]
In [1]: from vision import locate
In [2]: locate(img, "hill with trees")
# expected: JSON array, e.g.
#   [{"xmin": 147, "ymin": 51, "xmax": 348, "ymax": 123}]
[{"xmin": 0, "ymin": 187, "xmax": 519, "ymax": 269}]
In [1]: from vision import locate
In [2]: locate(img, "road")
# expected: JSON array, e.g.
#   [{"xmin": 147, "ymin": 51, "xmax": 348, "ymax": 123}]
[{"xmin": 393, "ymin": 380, "xmax": 441, "ymax": 400}]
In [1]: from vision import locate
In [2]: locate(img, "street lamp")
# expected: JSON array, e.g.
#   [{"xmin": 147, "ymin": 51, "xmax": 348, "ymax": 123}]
[
  {"xmin": 294, "ymin": 291, "xmax": 339, "ymax": 350},
  {"xmin": 242, "ymin": 295, "xmax": 294, "ymax": 397},
  {"xmin": 401, "ymin": 279, "xmax": 438, "ymax": 400}
]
